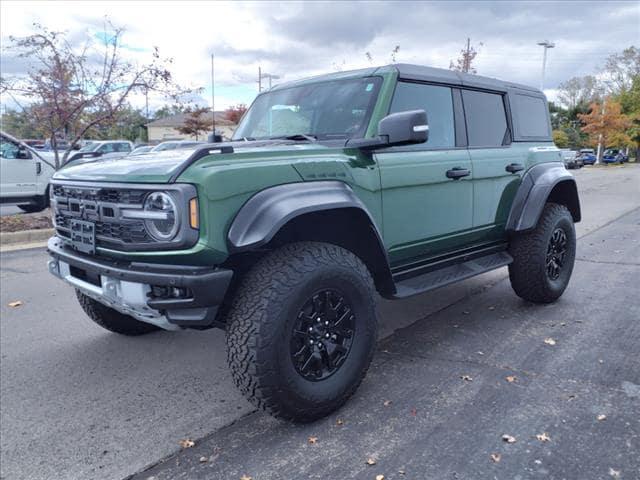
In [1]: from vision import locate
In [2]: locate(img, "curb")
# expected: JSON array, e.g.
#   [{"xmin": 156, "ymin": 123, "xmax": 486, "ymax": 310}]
[{"xmin": 0, "ymin": 228, "xmax": 54, "ymax": 246}]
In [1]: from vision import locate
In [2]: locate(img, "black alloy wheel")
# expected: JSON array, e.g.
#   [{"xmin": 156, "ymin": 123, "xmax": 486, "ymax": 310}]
[
  {"xmin": 546, "ymin": 227, "xmax": 568, "ymax": 280},
  {"xmin": 290, "ymin": 289, "xmax": 355, "ymax": 381}
]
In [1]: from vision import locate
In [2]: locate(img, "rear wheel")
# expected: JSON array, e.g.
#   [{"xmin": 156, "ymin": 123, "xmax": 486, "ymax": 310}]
[
  {"xmin": 508, "ymin": 203, "xmax": 576, "ymax": 303},
  {"xmin": 225, "ymin": 242, "xmax": 378, "ymax": 422},
  {"xmin": 76, "ymin": 290, "xmax": 161, "ymax": 335}
]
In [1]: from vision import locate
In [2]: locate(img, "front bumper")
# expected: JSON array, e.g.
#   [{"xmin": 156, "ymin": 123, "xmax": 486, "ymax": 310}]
[{"xmin": 47, "ymin": 237, "xmax": 233, "ymax": 330}]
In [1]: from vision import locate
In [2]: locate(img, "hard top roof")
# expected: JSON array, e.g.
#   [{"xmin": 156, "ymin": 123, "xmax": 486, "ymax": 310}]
[{"xmin": 269, "ymin": 64, "xmax": 542, "ymax": 96}]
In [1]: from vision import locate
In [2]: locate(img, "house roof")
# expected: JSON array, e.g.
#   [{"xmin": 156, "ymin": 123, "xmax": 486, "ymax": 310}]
[{"xmin": 146, "ymin": 111, "xmax": 235, "ymax": 128}]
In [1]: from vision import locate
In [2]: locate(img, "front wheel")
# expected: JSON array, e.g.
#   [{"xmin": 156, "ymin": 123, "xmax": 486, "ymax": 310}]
[
  {"xmin": 508, "ymin": 203, "xmax": 576, "ymax": 303},
  {"xmin": 225, "ymin": 242, "xmax": 378, "ymax": 422}
]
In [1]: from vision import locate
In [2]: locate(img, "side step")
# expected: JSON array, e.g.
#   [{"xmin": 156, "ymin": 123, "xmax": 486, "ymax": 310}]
[{"xmin": 393, "ymin": 251, "xmax": 513, "ymax": 299}]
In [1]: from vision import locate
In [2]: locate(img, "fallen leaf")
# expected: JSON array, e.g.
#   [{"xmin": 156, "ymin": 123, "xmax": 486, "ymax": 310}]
[
  {"xmin": 490, "ymin": 453, "xmax": 501, "ymax": 463},
  {"xmin": 536, "ymin": 432, "xmax": 551, "ymax": 442},
  {"xmin": 376, "ymin": 475, "xmax": 385, "ymax": 480},
  {"xmin": 609, "ymin": 468, "xmax": 621, "ymax": 478},
  {"xmin": 7, "ymin": 300, "xmax": 22, "ymax": 308},
  {"xmin": 199, "ymin": 456, "xmax": 208, "ymax": 463},
  {"xmin": 597, "ymin": 414, "xmax": 607, "ymax": 421},
  {"xmin": 178, "ymin": 439, "xmax": 195, "ymax": 448},
  {"xmin": 488, "ymin": 306, "xmax": 495, "ymax": 311},
  {"xmin": 462, "ymin": 310, "xmax": 470, "ymax": 315},
  {"xmin": 461, "ymin": 375, "xmax": 473, "ymax": 381},
  {"xmin": 240, "ymin": 476, "xmax": 253, "ymax": 480},
  {"xmin": 366, "ymin": 458, "xmax": 377, "ymax": 465},
  {"xmin": 505, "ymin": 376, "xmax": 517, "ymax": 383},
  {"xmin": 477, "ymin": 351, "xmax": 484, "ymax": 355},
  {"xmin": 383, "ymin": 400, "xmax": 392, "ymax": 407},
  {"xmin": 308, "ymin": 436, "xmax": 318, "ymax": 444},
  {"xmin": 398, "ymin": 470, "xmax": 406, "ymax": 475},
  {"xmin": 336, "ymin": 419, "xmax": 344, "ymax": 426},
  {"xmin": 410, "ymin": 407, "xmax": 417, "ymax": 416},
  {"xmin": 502, "ymin": 434, "xmax": 516, "ymax": 443},
  {"xmin": 544, "ymin": 338, "xmax": 557, "ymax": 346},
  {"xmin": 560, "ymin": 322, "xmax": 566, "ymax": 326},
  {"xmin": 598, "ymin": 359, "xmax": 604, "ymax": 364}
]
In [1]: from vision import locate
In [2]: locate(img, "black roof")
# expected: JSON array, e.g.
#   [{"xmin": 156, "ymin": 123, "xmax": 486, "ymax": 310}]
[{"xmin": 391, "ymin": 64, "xmax": 541, "ymax": 95}]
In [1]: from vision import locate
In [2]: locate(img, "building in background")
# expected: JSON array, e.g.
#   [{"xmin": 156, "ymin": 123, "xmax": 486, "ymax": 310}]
[{"xmin": 146, "ymin": 112, "xmax": 236, "ymax": 142}]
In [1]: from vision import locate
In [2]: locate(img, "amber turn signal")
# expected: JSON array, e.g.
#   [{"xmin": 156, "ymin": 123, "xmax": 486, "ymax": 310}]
[{"xmin": 189, "ymin": 197, "xmax": 199, "ymax": 229}]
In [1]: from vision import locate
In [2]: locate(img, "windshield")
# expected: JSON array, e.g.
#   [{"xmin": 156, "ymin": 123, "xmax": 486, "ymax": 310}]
[{"xmin": 233, "ymin": 77, "xmax": 382, "ymax": 141}]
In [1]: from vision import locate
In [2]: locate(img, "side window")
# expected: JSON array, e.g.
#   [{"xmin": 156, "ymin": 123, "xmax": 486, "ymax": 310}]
[
  {"xmin": 389, "ymin": 82, "xmax": 455, "ymax": 148},
  {"xmin": 462, "ymin": 90, "xmax": 508, "ymax": 147},
  {"xmin": 98, "ymin": 143, "xmax": 114, "ymax": 153},
  {"xmin": 119, "ymin": 143, "xmax": 132, "ymax": 152},
  {"xmin": 511, "ymin": 94, "xmax": 550, "ymax": 138},
  {"xmin": 0, "ymin": 139, "xmax": 20, "ymax": 159}
]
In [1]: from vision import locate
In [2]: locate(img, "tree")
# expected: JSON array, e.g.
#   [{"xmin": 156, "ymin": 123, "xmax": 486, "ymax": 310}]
[
  {"xmin": 602, "ymin": 46, "xmax": 640, "ymax": 95},
  {"xmin": 153, "ymin": 104, "xmax": 188, "ymax": 120},
  {"xmin": 579, "ymin": 100, "xmax": 632, "ymax": 160},
  {"xmin": 449, "ymin": 38, "xmax": 482, "ymax": 74},
  {"xmin": 224, "ymin": 104, "xmax": 247, "ymax": 124},
  {"xmin": 557, "ymin": 75, "xmax": 600, "ymax": 110},
  {"xmin": 364, "ymin": 45, "xmax": 401, "ymax": 64},
  {"xmin": 1, "ymin": 22, "xmax": 189, "ymax": 168},
  {"xmin": 176, "ymin": 107, "xmax": 212, "ymax": 140},
  {"xmin": 0, "ymin": 107, "xmax": 43, "ymax": 139},
  {"xmin": 552, "ymin": 130, "xmax": 569, "ymax": 148}
]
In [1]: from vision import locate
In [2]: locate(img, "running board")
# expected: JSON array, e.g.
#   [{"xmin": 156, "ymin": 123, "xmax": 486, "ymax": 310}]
[{"xmin": 392, "ymin": 251, "xmax": 513, "ymax": 299}]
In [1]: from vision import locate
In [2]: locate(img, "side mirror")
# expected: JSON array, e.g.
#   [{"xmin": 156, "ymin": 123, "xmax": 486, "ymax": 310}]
[
  {"xmin": 17, "ymin": 148, "xmax": 32, "ymax": 160},
  {"xmin": 378, "ymin": 109, "xmax": 429, "ymax": 146},
  {"xmin": 345, "ymin": 109, "xmax": 428, "ymax": 150}
]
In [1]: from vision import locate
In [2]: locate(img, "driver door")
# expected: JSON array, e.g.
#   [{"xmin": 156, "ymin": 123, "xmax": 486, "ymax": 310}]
[
  {"xmin": 0, "ymin": 137, "xmax": 37, "ymax": 198},
  {"xmin": 376, "ymin": 82, "xmax": 473, "ymax": 265}
]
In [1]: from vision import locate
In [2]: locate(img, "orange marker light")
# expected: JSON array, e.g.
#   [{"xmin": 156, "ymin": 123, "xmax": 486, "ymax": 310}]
[{"xmin": 189, "ymin": 198, "xmax": 199, "ymax": 229}]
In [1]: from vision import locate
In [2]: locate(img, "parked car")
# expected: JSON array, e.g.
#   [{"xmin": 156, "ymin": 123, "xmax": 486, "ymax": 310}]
[
  {"xmin": 561, "ymin": 149, "xmax": 583, "ymax": 169},
  {"xmin": 47, "ymin": 64, "xmax": 580, "ymax": 422},
  {"xmin": 129, "ymin": 145, "xmax": 154, "ymax": 156},
  {"xmin": 602, "ymin": 148, "xmax": 628, "ymax": 164},
  {"xmin": 65, "ymin": 140, "xmax": 134, "ymax": 164},
  {"xmin": 150, "ymin": 141, "xmax": 205, "ymax": 152},
  {"xmin": 577, "ymin": 149, "xmax": 597, "ymax": 165},
  {"xmin": 0, "ymin": 131, "xmax": 56, "ymax": 212}
]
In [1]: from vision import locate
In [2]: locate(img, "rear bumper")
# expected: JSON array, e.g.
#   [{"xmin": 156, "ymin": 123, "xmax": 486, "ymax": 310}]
[{"xmin": 47, "ymin": 237, "xmax": 233, "ymax": 329}]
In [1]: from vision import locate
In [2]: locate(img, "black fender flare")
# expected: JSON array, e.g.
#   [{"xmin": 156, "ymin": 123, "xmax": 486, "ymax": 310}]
[
  {"xmin": 506, "ymin": 163, "xmax": 581, "ymax": 232},
  {"xmin": 229, "ymin": 181, "xmax": 382, "ymax": 251}
]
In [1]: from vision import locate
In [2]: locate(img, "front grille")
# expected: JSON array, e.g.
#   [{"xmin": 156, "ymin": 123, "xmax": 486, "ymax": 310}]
[{"xmin": 52, "ymin": 183, "xmax": 154, "ymax": 248}]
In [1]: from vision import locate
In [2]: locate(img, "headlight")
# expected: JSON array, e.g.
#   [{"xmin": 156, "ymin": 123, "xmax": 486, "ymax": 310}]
[{"xmin": 143, "ymin": 192, "xmax": 179, "ymax": 241}]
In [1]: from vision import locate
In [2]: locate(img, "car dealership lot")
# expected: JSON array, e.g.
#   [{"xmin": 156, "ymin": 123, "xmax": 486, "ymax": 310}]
[{"xmin": 1, "ymin": 165, "xmax": 639, "ymax": 480}]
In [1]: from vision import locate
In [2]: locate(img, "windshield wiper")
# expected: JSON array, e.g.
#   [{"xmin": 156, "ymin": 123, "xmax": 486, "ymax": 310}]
[{"xmin": 272, "ymin": 134, "xmax": 318, "ymax": 142}]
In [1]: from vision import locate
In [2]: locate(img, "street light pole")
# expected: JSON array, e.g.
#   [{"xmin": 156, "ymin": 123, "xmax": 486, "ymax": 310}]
[
  {"xmin": 537, "ymin": 40, "xmax": 555, "ymax": 91},
  {"xmin": 211, "ymin": 53, "xmax": 215, "ymax": 138}
]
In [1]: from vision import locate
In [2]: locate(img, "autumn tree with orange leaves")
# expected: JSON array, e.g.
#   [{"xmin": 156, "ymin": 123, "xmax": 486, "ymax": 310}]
[{"xmin": 579, "ymin": 100, "xmax": 632, "ymax": 161}]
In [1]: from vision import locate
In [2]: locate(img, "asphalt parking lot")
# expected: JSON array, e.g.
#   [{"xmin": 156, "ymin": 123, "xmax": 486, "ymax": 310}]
[{"xmin": 1, "ymin": 165, "xmax": 639, "ymax": 480}]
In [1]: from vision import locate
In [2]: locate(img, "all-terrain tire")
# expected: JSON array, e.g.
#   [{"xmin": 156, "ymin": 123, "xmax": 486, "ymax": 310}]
[
  {"xmin": 225, "ymin": 242, "xmax": 378, "ymax": 422},
  {"xmin": 76, "ymin": 290, "xmax": 161, "ymax": 335},
  {"xmin": 508, "ymin": 202, "xmax": 576, "ymax": 303}
]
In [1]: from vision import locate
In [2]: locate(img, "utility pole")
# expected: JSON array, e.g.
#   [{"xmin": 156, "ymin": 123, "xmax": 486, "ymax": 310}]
[
  {"xmin": 537, "ymin": 40, "xmax": 555, "ymax": 91},
  {"xmin": 211, "ymin": 53, "xmax": 216, "ymax": 137},
  {"xmin": 595, "ymin": 96, "xmax": 607, "ymax": 164},
  {"xmin": 258, "ymin": 66, "xmax": 262, "ymax": 92}
]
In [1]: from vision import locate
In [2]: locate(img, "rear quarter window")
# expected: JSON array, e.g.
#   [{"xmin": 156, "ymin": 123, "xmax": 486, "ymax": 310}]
[
  {"xmin": 462, "ymin": 90, "xmax": 508, "ymax": 147},
  {"xmin": 511, "ymin": 94, "xmax": 551, "ymax": 139}
]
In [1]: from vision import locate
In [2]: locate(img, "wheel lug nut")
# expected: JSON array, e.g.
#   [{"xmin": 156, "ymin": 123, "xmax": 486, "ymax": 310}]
[
  {"xmin": 309, "ymin": 340, "xmax": 314, "ymax": 345},
  {"xmin": 325, "ymin": 333, "xmax": 330, "ymax": 338},
  {"xmin": 317, "ymin": 317, "xmax": 321, "ymax": 323},
  {"xmin": 308, "ymin": 327, "xmax": 313, "ymax": 332},
  {"xmin": 325, "ymin": 320, "xmax": 329, "ymax": 325}
]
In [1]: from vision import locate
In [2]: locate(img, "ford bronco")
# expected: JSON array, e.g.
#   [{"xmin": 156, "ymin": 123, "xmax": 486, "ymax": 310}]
[{"xmin": 47, "ymin": 64, "xmax": 580, "ymax": 422}]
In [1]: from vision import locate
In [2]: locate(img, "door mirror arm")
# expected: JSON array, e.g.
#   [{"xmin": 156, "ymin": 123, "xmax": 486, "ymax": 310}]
[{"xmin": 345, "ymin": 109, "xmax": 429, "ymax": 151}]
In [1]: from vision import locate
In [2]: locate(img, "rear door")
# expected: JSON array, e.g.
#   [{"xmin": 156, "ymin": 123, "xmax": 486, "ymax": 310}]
[
  {"xmin": 376, "ymin": 82, "xmax": 473, "ymax": 265},
  {"xmin": 462, "ymin": 89, "xmax": 522, "ymax": 242}
]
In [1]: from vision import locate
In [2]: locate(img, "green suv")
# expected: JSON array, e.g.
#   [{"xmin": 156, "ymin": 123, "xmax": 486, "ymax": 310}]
[{"xmin": 48, "ymin": 64, "xmax": 580, "ymax": 421}]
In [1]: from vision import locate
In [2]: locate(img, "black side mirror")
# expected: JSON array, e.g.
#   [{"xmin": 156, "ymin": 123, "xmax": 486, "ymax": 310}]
[
  {"xmin": 17, "ymin": 148, "xmax": 32, "ymax": 159},
  {"xmin": 378, "ymin": 109, "xmax": 429, "ymax": 146},
  {"xmin": 345, "ymin": 109, "xmax": 428, "ymax": 150}
]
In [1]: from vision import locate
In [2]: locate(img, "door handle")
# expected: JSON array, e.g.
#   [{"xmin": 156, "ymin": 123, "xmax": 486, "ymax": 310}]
[
  {"xmin": 505, "ymin": 163, "xmax": 524, "ymax": 173},
  {"xmin": 446, "ymin": 167, "xmax": 471, "ymax": 180},
  {"xmin": 36, "ymin": 162, "xmax": 42, "ymax": 175}
]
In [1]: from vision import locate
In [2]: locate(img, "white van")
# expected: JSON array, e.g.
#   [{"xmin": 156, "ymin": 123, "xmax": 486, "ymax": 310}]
[{"xmin": 0, "ymin": 131, "xmax": 56, "ymax": 213}]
